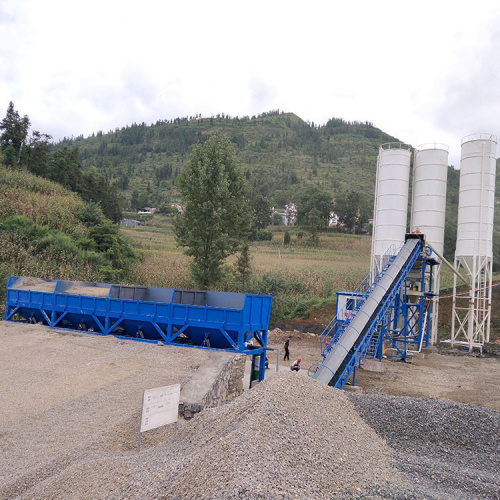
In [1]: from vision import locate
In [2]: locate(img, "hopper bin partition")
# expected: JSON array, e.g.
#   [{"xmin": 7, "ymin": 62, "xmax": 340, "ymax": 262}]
[{"xmin": 4, "ymin": 277, "xmax": 272, "ymax": 352}]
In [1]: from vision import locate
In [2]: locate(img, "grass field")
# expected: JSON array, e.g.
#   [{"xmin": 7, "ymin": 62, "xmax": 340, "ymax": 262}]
[
  {"xmin": 120, "ymin": 215, "xmax": 373, "ymax": 323},
  {"xmin": 120, "ymin": 215, "xmax": 484, "ymax": 326}
]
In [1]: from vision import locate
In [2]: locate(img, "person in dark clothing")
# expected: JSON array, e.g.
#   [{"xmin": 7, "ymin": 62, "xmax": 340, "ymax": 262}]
[{"xmin": 283, "ymin": 336, "xmax": 290, "ymax": 361}]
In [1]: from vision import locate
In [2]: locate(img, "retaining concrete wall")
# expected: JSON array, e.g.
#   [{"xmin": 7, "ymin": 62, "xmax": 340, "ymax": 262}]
[{"xmin": 179, "ymin": 354, "xmax": 246, "ymax": 419}]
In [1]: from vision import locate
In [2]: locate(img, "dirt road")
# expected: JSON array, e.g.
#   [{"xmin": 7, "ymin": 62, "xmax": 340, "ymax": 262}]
[{"xmin": 266, "ymin": 328, "xmax": 500, "ymax": 411}]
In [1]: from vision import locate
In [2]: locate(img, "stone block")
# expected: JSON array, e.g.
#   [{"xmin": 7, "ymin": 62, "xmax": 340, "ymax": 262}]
[{"xmin": 361, "ymin": 359, "xmax": 384, "ymax": 372}]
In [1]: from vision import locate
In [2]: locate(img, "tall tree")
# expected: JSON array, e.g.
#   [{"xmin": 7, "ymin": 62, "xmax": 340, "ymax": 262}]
[
  {"xmin": 250, "ymin": 194, "xmax": 271, "ymax": 229},
  {"xmin": 335, "ymin": 191, "xmax": 361, "ymax": 232},
  {"xmin": 174, "ymin": 134, "xmax": 251, "ymax": 288},
  {"xmin": 28, "ymin": 131, "xmax": 52, "ymax": 176},
  {"xmin": 0, "ymin": 101, "xmax": 30, "ymax": 167},
  {"xmin": 335, "ymin": 190, "xmax": 372, "ymax": 233},
  {"xmin": 295, "ymin": 185, "xmax": 333, "ymax": 227}
]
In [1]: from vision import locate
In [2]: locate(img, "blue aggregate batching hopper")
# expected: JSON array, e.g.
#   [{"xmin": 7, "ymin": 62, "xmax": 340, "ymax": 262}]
[{"xmin": 4, "ymin": 277, "xmax": 272, "ymax": 356}]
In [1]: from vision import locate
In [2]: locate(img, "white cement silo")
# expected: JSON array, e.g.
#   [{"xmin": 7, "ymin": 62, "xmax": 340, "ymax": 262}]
[
  {"xmin": 452, "ymin": 133, "xmax": 497, "ymax": 349},
  {"xmin": 411, "ymin": 144, "xmax": 449, "ymax": 256},
  {"xmin": 411, "ymin": 144, "xmax": 449, "ymax": 344},
  {"xmin": 370, "ymin": 143, "xmax": 412, "ymax": 277},
  {"xmin": 455, "ymin": 134, "xmax": 497, "ymax": 265}
]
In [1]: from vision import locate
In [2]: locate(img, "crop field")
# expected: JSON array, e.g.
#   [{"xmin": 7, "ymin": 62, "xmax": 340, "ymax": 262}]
[
  {"xmin": 120, "ymin": 216, "xmax": 376, "ymax": 322},
  {"xmin": 120, "ymin": 215, "xmax": 467, "ymax": 325}
]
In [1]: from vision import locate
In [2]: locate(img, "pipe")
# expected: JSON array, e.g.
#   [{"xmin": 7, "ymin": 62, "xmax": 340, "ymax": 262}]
[{"xmin": 426, "ymin": 244, "xmax": 469, "ymax": 288}]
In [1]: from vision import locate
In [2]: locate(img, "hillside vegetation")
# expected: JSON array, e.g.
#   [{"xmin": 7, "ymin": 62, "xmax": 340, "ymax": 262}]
[
  {"xmin": 0, "ymin": 165, "xmax": 137, "ymax": 311},
  {"xmin": 60, "ymin": 110, "xmax": 500, "ymax": 265},
  {"xmin": 60, "ymin": 111, "xmax": 399, "ymax": 213}
]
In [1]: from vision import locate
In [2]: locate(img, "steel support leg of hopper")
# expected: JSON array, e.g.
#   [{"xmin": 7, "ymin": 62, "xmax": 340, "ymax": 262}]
[{"xmin": 258, "ymin": 351, "xmax": 267, "ymax": 381}]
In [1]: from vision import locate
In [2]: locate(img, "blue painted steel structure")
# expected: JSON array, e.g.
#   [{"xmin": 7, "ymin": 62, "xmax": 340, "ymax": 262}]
[
  {"xmin": 313, "ymin": 234, "xmax": 439, "ymax": 389},
  {"xmin": 4, "ymin": 278, "xmax": 272, "ymax": 381}
]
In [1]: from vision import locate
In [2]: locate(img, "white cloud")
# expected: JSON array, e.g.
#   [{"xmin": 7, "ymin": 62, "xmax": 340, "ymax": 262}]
[{"xmin": 1, "ymin": 0, "xmax": 499, "ymax": 165}]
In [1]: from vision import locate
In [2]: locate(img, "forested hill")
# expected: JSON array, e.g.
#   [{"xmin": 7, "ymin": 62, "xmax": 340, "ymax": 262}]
[{"xmin": 57, "ymin": 111, "xmax": 400, "ymax": 212}]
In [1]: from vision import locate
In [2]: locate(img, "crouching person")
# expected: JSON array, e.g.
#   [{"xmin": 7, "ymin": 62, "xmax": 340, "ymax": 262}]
[{"xmin": 290, "ymin": 358, "xmax": 302, "ymax": 372}]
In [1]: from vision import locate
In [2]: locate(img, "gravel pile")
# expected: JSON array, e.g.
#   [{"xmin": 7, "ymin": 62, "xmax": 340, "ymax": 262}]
[
  {"xmin": 10, "ymin": 277, "xmax": 55, "ymax": 292},
  {"xmin": 63, "ymin": 285, "xmax": 110, "ymax": 296},
  {"xmin": 8, "ymin": 373, "xmax": 406, "ymax": 499},
  {"xmin": 349, "ymin": 394, "xmax": 500, "ymax": 499}
]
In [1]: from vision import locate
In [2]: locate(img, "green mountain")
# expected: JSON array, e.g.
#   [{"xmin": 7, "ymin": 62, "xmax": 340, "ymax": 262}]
[
  {"xmin": 55, "ymin": 110, "xmax": 500, "ymax": 267},
  {"xmin": 58, "ymin": 111, "xmax": 400, "ymax": 211}
]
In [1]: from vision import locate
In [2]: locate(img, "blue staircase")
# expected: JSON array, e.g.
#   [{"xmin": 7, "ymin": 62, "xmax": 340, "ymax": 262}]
[
  {"xmin": 320, "ymin": 255, "xmax": 397, "ymax": 356},
  {"xmin": 312, "ymin": 235, "xmax": 424, "ymax": 388}
]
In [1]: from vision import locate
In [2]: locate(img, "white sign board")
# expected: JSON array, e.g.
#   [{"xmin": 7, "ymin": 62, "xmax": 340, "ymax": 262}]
[{"xmin": 140, "ymin": 384, "xmax": 180, "ymax": 432}]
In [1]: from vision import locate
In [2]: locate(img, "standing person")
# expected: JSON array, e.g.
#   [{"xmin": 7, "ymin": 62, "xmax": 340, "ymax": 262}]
[
  {"xmin": 290, "ymin": 358, "xmax": 302, "ymax": 371},
  {"xmin": 283, "ymin": 336, "xmax": 291, "ymax": 361}
]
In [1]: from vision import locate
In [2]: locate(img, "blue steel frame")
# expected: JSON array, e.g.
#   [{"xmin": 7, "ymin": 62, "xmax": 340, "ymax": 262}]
[
  {"xmin": 4, "ymin": 277, "xmax": 272, "ymax": 382},
  {"xmin": 329, "ymin": 239, "xmax": 422, "ymax": 388},
  {"xmin": 382, "ymin": 252, "xmax": 438, "ymax": 359},
  {"xmin": 317, "ymin": 235, "xmax": 434, "ymax": 389}
]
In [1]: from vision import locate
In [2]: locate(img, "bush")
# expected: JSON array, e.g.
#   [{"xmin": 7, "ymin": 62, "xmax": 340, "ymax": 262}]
[
  {"xmin": 0, "ymin": 214, "xmax": 138, "ymax": 285},
  {"xmin": 255, "ymin": 229, "xmax": 273, "ymax": 241},
  {"xmin": 89, "ymin": 220, "xmax": 138, "ymax": 271},
  {"xmin": 37, "ymin": 233, "xmax": 79, "ymax": 254},
  {"xmin": 75, "ymin": 201, "xmax": 105, "ymax": 227},
  {"xmin": 0, "ymin": 215, "xmax": 49, "ymax": 246}
]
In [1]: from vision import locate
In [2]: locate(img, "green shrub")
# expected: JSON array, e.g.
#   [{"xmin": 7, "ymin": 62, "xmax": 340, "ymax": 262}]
[
  {"xmin": 89, "ymin": 220, "xmax": 138, "ymax": 270},
  {"xmin": 75, "ymin": 201, "xmax": 106, "ymax": 227},
  {"xmin": 37, "ymin": 233, "xmax": 79, "ymax": 254},
  {"xmin": 255, "ymin": 229, "xmax": 273, "ymax": 241}
]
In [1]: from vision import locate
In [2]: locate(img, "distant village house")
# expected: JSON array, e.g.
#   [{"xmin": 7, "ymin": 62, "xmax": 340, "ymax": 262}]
[
  {"xmin": 329, "ymin": 212, "xmax": 340, "ymax": 226},
  {"xmin": 272, "ymin": 203, "xmax": 297, "ymax": 226},
  {"xmin": 120, "ymin": 219, "xmax": 141, "ymax": 228},
  {"xmin": 137, "ymin": 207, "xmax": 157, "ymax": 215},
  {"xmin": 171, "ymin": 204, "xmax": 184, "ymax": 214}
]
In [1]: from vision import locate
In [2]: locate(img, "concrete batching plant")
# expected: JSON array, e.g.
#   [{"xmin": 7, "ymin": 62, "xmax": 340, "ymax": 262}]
[{"xmin": 314, "ymin": 133, "xmax": 496, "ymax": 387}]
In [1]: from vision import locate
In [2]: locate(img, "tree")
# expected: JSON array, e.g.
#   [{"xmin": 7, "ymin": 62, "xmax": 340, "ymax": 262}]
[
  {"xmin": 250, "ymin": 194, "xmax": 271, "ymax": 229},
  {"xmin": 235, "ymin": 243, "xmax": 252, "ymax": 288},
  {"xmin": 335, "ymin": 191, "xmax": 360, "ymax": 232},
  {"xmin": 0, "ymin": 101, "xmax": 30, "ymax": 167},
  {"xmin": 174, "ymin": 134, "xmax": 251, "ymax": 288},
  {"xmin": 130, "ymin": 190, "xmax": 140, "ymax": 210},
  {"xmin": 79, "ymin": 167, "xmax": 122, "ymax": 223},
  {"xmin": 28, "ymin": 131, "xmax": 52, "ymax": 176},
  {"xmin": 47, "ymin": 146, "xmax": 82, "ymax": 191},
  {"xmin": 283, "ymin": 230, "xmax": 291, "ymax": 245},
  {"xmin": 335, "ymin": 191, "xmax": 372, "ymax": 233},
  {"xmin": 305, "ymin": 208, "xmax": 322, "ymax": 246},
  {"xmin": 295, "ymin": 185, "xmax": 333, "ymax": 228}
]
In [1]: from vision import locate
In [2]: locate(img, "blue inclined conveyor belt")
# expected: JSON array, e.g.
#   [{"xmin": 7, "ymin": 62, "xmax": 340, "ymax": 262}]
[{"xmin": 312, "ymin": 237, "xmax": 422, "ymax": 387}]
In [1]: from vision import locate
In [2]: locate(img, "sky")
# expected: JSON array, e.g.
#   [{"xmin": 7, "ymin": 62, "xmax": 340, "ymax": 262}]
[{"xmin": 1, "ymin": 0, "xmax": 500, "ymax": 167}]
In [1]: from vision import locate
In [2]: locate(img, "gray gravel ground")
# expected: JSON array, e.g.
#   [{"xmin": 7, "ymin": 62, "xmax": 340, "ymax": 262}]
[
  {"xmin": 2, "ymin": 323, "xmax": 499, "ymax": 499},
  {"xmin": 349, "ymin": 394, "xmax": 500, "ymax": 499},
  {"xmin": 6, "ymin": 373, "xmax": 406, "ymax": 499}
]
